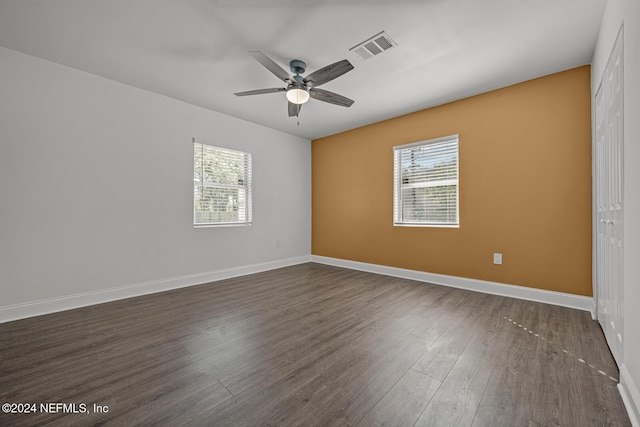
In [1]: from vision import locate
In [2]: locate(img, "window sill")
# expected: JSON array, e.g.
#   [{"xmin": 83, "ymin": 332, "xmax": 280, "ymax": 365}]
[
  {"xmin": 194, "ymin": 222, "xmax": 252, "ymax": 228},
  {"xmin": 393, "ymin": 222, "xmax": 459, "ymax": 228}
]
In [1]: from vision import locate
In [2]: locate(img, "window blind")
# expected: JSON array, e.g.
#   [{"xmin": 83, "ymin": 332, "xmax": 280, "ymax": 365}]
[
  {"xmin": 393, "ymin": 135, "xmax": 459, "ymax": 226},
  {"xmin": 193, "ymin": 140, "xmax": 252, "ymax": 226}
]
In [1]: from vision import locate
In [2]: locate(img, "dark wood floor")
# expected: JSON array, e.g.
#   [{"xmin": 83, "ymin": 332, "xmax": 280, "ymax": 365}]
[{"xmin": 0, "ymin": 263, "xmax": 630, "ymax": 426}]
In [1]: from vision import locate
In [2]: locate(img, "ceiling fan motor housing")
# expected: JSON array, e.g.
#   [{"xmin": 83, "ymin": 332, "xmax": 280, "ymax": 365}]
[
  {"xmin": 289, "ymin": 59, "xmax": 306, "ymax": 75},
  {"xmin": 291, "ymin": 74, "xmax": 306, "ymax": 88}
]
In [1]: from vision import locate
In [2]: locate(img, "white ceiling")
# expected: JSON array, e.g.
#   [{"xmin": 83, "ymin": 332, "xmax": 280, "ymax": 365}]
[{"xmin": 0, "ymin": 0, "xmax": 606, "ymax": 140}]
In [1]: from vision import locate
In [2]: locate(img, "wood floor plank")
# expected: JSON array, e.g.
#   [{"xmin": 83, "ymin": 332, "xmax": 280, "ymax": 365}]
[
  {"xmin": 287, "ymin": 334, "xmax": 432, "ymax": 426},
  {"xmin": 201, "ymin": 315, "xmax": 429, "ymax": 426},
  {"xmin": 414, "ymin": 353, "xmax": 495, "ymax": 427},
  {"xmin": 410, "ymin": 303, "xmax": 462, "ymax": 343},
  {"xmin": 356, "ymin": 368, "xmax": 441, "ymax": 427},
  {"xmin": 471, "ymin": 364, "xmax": 538, "ymax": 427},
  {"xmin": 345, "ymin": 334, "xmax": 432, "ymax": 408},
  {"xmin": 0, "ymin": 263, "xmax": 631, "ymax": 426},
  {"xmin": 411, "ymin": 291, "xmax": 501, "ymax": 382}
]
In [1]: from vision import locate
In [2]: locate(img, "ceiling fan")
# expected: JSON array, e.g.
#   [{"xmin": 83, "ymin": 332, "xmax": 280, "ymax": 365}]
[{"xmin": 234, "ymin": 51, "xmax": 355, "ymax": 117}]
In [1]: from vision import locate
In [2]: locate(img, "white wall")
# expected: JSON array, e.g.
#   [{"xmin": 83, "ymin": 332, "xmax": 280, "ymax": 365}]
[
  {"xmin": 0, "ymin": 47, "xmax": 311, "ymax": 318},
  {"xmin": 592, "ymin": 0, "xmax": 640, "ymax": 424}
]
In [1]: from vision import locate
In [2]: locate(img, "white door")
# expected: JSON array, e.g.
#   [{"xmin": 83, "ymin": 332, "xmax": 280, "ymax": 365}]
[{"xmin": 595, "ymin": 27, "xmax": 624, "ymax": 365}]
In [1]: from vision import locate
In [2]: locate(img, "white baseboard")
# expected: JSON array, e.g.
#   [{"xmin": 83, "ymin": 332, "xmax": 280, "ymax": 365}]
[
  {"xmin": 0, "ymin": 255, "xmax": 311, "ymax": 323},
  {"xmin": 311, "ymin": 255, "xmax": 592, "ymax": 312},
  {"xmin": 0, "ymin": 254, "xmax": 594, "ymax": 322},
  {"xmin": 620, "ymin": 364, "xmax": 640, "ymax": 427}
]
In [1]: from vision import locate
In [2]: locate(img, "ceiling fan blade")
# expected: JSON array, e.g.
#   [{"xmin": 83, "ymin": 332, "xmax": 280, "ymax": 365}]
[
  {"xmin": 288, "ymin": 101, "xmax": 302, "ymax": 117},
  {"xmin": 309, "ymin": 88, "xmax": 354, "ymax": 107},
  {"xmin": 234, "ymin": 88, "xmax": 286, "ymax": 96},
  {"xmin": 249, "ymin": 51, "xmax": 291, "ymax": 82},
  {"xmin": 303, "ymin": 59, "xmax": 354, "ymax": 87}
]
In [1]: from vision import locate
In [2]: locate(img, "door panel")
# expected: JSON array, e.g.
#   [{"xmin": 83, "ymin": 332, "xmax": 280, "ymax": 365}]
[{"xmin": 595, "ymin": 27, "xmax": 624, "ymax": 365}]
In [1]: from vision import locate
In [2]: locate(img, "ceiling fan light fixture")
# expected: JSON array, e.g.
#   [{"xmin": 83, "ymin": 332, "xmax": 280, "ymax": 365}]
[{"xmin": 286, "ymin": 87, "xmax": 310, "ymax": 104}]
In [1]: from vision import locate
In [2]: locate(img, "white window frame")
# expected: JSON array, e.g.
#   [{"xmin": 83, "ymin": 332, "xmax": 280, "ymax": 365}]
[
  {"xmin": 393, "ymin": 134, "xmax": 459, "ymax": 228},
  {"xmin": 193, "ymin": 138, "xmax": 252, "ymax": 227}
]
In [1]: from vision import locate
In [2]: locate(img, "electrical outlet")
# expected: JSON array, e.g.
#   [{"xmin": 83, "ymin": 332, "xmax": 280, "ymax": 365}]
[
  {"xmin": 275, "ymin": 240, "xmax": 281, "ymax": 248},
  {"xmin": 493, "ymin": 253, "xmax": 502, "ymax": 265}
]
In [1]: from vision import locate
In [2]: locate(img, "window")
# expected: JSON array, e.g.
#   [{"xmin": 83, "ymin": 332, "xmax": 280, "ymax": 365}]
[
  {"xmin": 193, "ymin": 139, "xmax": 252, "ymax": 226},
  {"xmin": 393, "ymin": 135, "xmax": 459, "ymax": 227}
]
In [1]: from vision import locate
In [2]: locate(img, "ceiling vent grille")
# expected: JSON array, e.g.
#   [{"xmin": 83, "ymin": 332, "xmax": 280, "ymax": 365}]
[{"xmin": 349, "ymin": 31, "xmax": 397, "ymax": 60}]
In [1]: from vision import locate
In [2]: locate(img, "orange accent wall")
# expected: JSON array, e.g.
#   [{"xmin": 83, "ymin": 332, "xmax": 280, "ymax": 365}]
[{"xmin": 312, "ymin": 66, "xmax": 592, "ymax": 296}]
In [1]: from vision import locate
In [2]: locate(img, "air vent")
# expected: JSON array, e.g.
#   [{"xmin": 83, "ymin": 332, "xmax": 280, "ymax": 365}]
[{"xmin": 349, "ymin": 31, "xmax": 397, "ymax": 60}]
